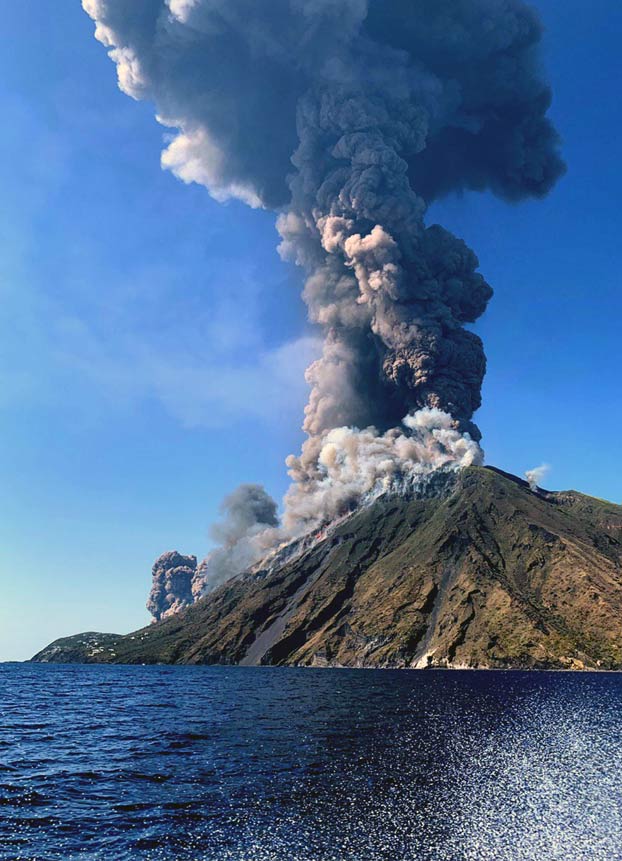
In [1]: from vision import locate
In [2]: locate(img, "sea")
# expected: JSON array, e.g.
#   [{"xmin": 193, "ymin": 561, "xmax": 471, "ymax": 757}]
[{"xmin": 1, "ymin": 664, "xmax": 621, "ymax": 861}]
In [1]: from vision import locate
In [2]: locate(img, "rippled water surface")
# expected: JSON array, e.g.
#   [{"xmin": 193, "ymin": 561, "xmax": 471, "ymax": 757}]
[{"xmin": 1, "ymin": 664, "xmax": 621, "ymax": 860}]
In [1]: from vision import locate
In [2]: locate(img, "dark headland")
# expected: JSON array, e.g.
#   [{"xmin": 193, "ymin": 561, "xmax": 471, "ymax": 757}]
[{"xmin": 32, "ymin": 466, "xmax": 622, "ymax": 670}]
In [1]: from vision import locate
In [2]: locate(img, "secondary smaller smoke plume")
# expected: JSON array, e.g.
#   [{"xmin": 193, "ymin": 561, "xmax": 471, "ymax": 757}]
[
  {"xmin": 525, "ymin": 463, "xmax": 550, "ymax": 491},
  {"xmin": 192, "ymin": 484, "xmax": 281, "ymax": 597},
  {"xmin": 147, "ymin": 551, "xmax": 197, "ymax": 621}
]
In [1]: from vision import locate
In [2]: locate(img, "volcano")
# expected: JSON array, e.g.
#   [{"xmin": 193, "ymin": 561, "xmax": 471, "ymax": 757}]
[{"xmin": 32, "ymin": 467, "xmax": 622, "ymax": 670}]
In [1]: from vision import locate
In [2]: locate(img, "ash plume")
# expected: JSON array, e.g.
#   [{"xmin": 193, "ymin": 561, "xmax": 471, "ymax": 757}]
[
  {"xmin": 84, "ymin": 1, "xmax": 563, "ymax": 592},
  {"xmin": 193, "ymin": 484, "xmax": 281, "ymax": 596},
  {"xmin": 147, "ymin": 550, "xmax": 197, "ymax": 621}
]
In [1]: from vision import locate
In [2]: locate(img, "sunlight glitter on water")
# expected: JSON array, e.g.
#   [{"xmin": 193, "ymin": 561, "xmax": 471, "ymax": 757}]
[{"xmin": 1, "ymin": 665, "xmax": 621, "ymax": 860}]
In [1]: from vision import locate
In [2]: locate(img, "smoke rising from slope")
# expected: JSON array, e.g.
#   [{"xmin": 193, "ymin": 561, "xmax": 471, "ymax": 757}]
[
  {"xmin": 525, "ymin": 463, "xmax": 550, "ymax": 491},
  {"xmin": 147, "ymin": 550, "xmax": 197, "ymax": 621},
  {"xmin": 284, "ymin": 408, "xmax": 482, "ymax": 532},
  {"xmin": 188, "ymin": 410, "xmax": 480, "ymax": 608},
  {"xmin": 83, "ymin": 0, "xmax": 563, "ymax": 601},
  {"xmin": 193, "ymin": 483, "xmax": 281, "ymax": 594}
]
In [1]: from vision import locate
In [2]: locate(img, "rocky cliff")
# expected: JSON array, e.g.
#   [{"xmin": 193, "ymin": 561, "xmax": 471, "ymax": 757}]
[{"xmin": 32, "ymin": 467, "xmax": 622, "ymax": 669}]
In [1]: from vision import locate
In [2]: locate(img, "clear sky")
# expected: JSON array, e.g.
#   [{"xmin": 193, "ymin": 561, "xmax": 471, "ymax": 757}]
[{"xmin": 1, "ymin": 1, "xmax": 620, "ymax": 661}]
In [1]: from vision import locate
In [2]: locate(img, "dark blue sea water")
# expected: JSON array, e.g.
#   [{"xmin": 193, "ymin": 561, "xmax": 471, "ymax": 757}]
[{"xmin": 1, "ymin": 665, "xmax": 621, "ymax": 861}]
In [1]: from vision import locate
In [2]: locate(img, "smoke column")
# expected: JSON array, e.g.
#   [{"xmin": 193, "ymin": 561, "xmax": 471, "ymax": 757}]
[
  {"xmin": 83, "ymin": 0, "xmax": 564, "ymax": 592},
  {"xmin": 525, "ymin": 463, "xmax": 550, "ymax": 491},
  {"xmin": 147, "ymin": 550, "xmax": 197, "ymax": 620},
  {"xmin": 194, "ymin": 484, "xmax": 281, "ymax": 593}
]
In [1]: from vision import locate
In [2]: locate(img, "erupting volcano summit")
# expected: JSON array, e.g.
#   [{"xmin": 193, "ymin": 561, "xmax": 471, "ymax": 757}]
[{"xmin": 82, "ymin": 0, "xmax": 565, "ymax": 600}]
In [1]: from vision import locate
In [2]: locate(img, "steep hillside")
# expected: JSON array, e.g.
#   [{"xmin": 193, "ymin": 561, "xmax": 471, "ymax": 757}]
[{"xmin": 32, "ymin": 467, "xmax": 622, "ymax": 669}]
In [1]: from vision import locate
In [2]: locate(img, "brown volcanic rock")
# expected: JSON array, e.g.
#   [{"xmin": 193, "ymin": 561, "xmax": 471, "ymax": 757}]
[{"xmin": 32, "ymin": 467, "xmax": 622, "ymax": 669}]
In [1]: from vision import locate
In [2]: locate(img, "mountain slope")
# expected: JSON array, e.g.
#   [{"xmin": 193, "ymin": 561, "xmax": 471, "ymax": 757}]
[{"xmin": 32, "ymin": 467, "xmax": 622, "ymax": 669}]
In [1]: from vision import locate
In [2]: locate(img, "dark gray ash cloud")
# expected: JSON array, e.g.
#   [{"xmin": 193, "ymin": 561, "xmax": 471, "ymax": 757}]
[
  {"xmin": 85, "ymin": 0, "xmax": 563, "ymax": 589},
  {"xmin": 146, "ymin": 489, "xmax": 279, "ymax": 620},
  {"xmin": 147, "ymin": 550, "xmax": 197, "ymax": 620},
  {"xmin": 209, "ymin": 483, "xmax": 279, "ymax": 547}
]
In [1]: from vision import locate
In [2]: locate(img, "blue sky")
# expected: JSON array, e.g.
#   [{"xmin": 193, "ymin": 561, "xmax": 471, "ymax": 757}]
[{"xmin": 1, "ymin": 1, "xmax": 620, "ymax": 661}]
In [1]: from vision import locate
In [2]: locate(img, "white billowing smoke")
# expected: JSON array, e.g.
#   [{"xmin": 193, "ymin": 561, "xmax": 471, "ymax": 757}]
[
  {"xmin": 193, "ymin": 407, "xmax": 480, "ymax": 597},
  {"xmin": 284, "ymin": 408, "xmax": 481, "ymax": 533},
  {"xmin": 525, "ymin": 463, "xmax": 551, "ymax": 492}
]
